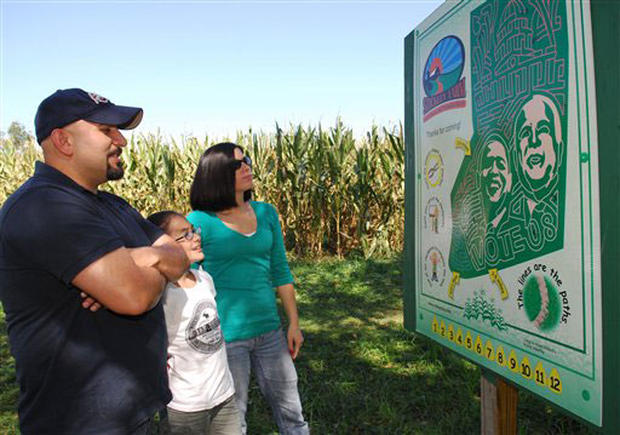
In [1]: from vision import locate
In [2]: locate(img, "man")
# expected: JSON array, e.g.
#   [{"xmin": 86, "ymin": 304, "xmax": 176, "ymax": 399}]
[
  {"xmin": 0, "ymin": 89, "xmax": 189, "ymax": 434},
  {"xmin": 479, "ymin": 133, "xmax": 512, "ymax": 230},
  {"xmin": 513, "ymin": 93, "xmax": 564, "ymax": 217}
]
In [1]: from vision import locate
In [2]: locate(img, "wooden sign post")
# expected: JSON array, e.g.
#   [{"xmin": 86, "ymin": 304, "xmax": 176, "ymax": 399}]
[{"xmin": 480, "ymin": 370, "xmax": 517, "ymax": 435}]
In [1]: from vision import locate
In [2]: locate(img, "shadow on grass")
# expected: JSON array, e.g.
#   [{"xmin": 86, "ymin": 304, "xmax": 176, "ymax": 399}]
[
  {"xmin": 241, "ymin": 256, "xmax": 598, "ymax": 434},
  {"xmin": 271, "ymin": 256, "xmax": 479, "ymax": 434},
  {"xmin": 293, "ymin": 257, "xmax": 404, "ymax": 327}
]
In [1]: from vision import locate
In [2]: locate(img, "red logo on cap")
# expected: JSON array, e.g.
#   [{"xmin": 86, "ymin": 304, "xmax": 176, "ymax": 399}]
[{"xmin": 88, "ymin": 92, "xmax": 109, "ymax": 104}]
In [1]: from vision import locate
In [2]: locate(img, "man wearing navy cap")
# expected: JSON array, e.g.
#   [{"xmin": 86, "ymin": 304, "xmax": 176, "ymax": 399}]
[{"xmin": 0, "ymin": 89, "xmax": 190, "ymax": 434}]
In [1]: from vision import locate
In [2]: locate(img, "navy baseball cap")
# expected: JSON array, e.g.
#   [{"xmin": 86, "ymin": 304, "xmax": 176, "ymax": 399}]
[{"xmin": 34, "ymin": 88, "xmax": 143, "ymax": 144}]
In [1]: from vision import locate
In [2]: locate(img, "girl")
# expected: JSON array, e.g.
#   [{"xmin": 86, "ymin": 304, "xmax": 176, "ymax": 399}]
[{"xmin": 147, "ymin": 211, "xmax": 241, "ymax": 435}]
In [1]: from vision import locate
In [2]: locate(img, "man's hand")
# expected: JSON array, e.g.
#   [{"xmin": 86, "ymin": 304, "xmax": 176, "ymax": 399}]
[
  {"xmin": 127, "ymin": 247, "xmax": 160, "ymax": 268},
  {"xmin": 80, "ymin": 292, "xmax": 103, "ymax": 312},
  {"xmin": 149, "ymin": 234, "xmax": 191, "ymax": 282},
  {"xmin": 126, "ymin": 240, "xmax": 189, "ymax": 283},
  {"xmin": 287, "ymin": 323, "xmax": 304, "ymax": 360}
]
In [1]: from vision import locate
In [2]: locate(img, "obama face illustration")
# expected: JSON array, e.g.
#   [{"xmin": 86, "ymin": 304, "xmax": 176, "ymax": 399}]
[{"xmin": 480, "ymin": 133, "xmax": 512, "ymax": 229}]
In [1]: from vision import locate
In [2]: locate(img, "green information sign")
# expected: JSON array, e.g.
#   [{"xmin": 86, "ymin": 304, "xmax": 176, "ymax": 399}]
[{"xmin": 403, "ymin": 0, "xmax": 619, "ymax": 427}]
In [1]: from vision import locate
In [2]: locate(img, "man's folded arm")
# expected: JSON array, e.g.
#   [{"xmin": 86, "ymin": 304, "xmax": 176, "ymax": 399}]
[
  {"xmin": 73, "ymin": 247, "xmax": 168, "ymax": 316},
  {"xmin": 74, "ymin": 235, "xmax": 189, "ymax": 315}
]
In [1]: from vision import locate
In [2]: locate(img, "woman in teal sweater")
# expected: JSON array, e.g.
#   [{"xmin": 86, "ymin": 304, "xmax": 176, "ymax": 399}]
[{"xmin": 187, "ymin": 142, "xmax": 309, "ymax": 435}]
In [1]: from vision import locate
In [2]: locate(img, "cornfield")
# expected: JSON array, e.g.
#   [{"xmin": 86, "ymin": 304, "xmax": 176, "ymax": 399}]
[{"xmin": 0, "ymin": 120, "xmax": 404, "ymax": 257}]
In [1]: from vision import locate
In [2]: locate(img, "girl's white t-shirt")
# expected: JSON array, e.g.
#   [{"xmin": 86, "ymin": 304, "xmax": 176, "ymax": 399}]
[{"xmin": 162, "ymin": 269, "xmax": 235, "ymax": 412}]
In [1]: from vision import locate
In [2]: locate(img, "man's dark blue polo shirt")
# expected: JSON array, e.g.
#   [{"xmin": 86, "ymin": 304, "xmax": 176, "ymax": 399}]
[{"xmin": 0, "ymin": 161, "xmax": 171, "ymax": 434}]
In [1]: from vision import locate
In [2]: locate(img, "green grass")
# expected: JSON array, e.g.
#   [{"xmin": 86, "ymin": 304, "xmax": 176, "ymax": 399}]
[{"xmin": 0, "ymin": 257, "xmax": 596, "ymax": 434}]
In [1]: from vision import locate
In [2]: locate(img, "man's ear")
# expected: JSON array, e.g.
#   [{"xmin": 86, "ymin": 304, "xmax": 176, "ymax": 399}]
[{"xmin": 48, "ymin": 128, "xmax": 73, "ymax": 157}]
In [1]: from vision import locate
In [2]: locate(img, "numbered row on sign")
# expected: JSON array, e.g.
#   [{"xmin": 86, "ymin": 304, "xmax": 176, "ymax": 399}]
[{"xmin": 431, "ymin": 316, "xmax": 562, "ymax": 395}]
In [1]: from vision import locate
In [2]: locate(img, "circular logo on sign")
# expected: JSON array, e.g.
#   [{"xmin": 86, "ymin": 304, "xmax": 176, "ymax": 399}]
[
  {"xmin": 424, "ymin": 149, "xmax": 444, "ymax": 188},
  {"xmin": 423, "ymin": 35, "xmax": 465, "ymax": 98}
]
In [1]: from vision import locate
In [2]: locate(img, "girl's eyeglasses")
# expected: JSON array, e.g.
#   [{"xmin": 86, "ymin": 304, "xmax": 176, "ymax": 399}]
[
  {"xmin": 175, "ymin": 226, "xmax": 201, "ymax": 242},
  {"xmin": 231, "ymin": 155, "xmax": 252, "ymax": 170}
]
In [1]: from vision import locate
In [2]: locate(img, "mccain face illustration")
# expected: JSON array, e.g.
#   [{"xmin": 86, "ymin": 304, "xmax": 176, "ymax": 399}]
[{"xmin": 514, "ymin": 93, "xmax": 564, "ymax": 211}]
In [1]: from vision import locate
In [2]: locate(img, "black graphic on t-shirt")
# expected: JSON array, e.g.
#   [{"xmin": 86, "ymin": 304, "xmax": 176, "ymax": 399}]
[{"xmin": 185, "ymin": 299, "xmax": 224, "ymax": 354}]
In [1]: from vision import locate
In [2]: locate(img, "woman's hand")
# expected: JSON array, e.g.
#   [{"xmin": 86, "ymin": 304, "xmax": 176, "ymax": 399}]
[
  {"xmin": 287, "ymin": 323, "xmax": 304, "ymax": 360},
  {"xmin": 277, "ymin": 283, "xmax": 304, "ymax": 359}
]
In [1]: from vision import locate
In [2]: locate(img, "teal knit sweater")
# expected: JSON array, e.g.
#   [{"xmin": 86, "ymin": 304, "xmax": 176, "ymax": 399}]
[{"xmin": 187, "ymin": 202, "xmax": 294, "ymax": 342}]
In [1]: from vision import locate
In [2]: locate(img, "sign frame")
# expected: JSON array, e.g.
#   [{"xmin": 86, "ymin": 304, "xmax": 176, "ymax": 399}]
[{"xmin": 403, "ymin": 0, "xmax": 619, "ymax": 430}]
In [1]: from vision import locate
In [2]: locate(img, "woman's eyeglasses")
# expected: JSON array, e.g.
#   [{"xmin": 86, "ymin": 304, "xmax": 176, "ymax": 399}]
[
  {"xmin": 175, "ymin": 226, "xmax": 201, "ymax": 242},
  {"xmin": 231, "ymin": 155, "xmax": 252, "ymax": 170}
]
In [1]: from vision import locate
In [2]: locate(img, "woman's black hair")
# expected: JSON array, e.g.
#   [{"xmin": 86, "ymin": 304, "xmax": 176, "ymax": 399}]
[
  {"xmin": 146, "ymin": 210, "xmax": 184, "ymax": 232},
  {"xmin": 190, "ymin": 142, "xmax": 252, "ymax": 212}
]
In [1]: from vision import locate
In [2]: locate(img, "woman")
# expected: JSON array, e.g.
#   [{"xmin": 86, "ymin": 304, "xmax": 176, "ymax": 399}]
[
  {"xmin": 187, "ymin": 142, "xmax": 309, "ymax": 435},
  {"xmin": 146, "ymin": 211, "xmax": 241, "ymax": 435}
]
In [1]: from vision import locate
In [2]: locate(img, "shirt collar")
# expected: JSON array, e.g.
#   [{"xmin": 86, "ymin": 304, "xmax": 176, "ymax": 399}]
[{"xmin": 33, "ymin": 161, "xmax": 97, "ymax": 195}]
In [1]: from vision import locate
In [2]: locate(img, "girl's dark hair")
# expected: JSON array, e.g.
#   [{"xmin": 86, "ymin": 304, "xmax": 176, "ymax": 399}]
[
  {"xmin": 147, "ymin": 210, "xmax": 184, "ymax": 232},
  {"xmin": 190, "ymin": 142, "xmax": 252, "ymax": 212}
]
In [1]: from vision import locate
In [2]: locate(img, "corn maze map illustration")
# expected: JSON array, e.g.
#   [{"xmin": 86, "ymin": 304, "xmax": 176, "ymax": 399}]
[
  {"xmin": 449, "ymin": 1, "xmax": 568, "ymax": 279},
  {"xmin": 410, "ymin": 0, "xmax": 602, "ymax": 425}
]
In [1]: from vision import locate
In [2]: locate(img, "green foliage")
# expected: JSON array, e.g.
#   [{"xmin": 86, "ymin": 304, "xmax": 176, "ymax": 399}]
[
  {"xmin": 6, "ymin": 122, "xmax": 34, "ymax": 149},
  {"xmin": 0, "ymin": 309, "xmax": 18, "ymax": 434},
  {"xmin": 0, "ymin": 139, "xmax": 41, "ymax": 202},
  {"xmin": 0, "ymin": 120, "xmax": 404, "ymax": 258}
]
